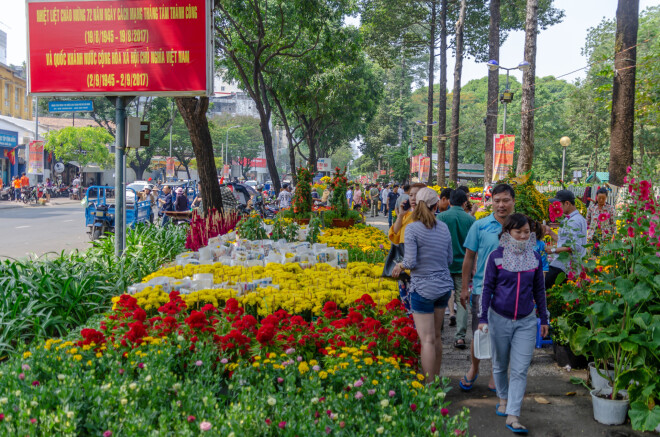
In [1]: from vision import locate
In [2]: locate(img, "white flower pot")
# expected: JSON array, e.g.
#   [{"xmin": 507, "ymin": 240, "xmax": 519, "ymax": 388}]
[
  {"xmin": 590, "ymin": 387, "xmax": 629, "ymax": 426},
  {"xmin": 588, "ymin": 362, "xmax": 614, "ymax": 390}
]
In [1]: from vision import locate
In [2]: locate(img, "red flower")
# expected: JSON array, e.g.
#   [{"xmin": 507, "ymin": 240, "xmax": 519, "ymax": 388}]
[
  {"xmin": 441, "ymin": 408, "xmax": 449, "ymax": 416},
  {"xmin": 32, "ymin": 381, "xmax": 40, "ymax": 386},
  {"xmin": 256, "ymin": 325, "xmax": 276, "ymax": 345},
  {"xmin": 185, "ymin": 311, "xmax": 209, "ymax": 330},
  {"xmin": 187, "ymin": 415, "xmax": 196, "ymax": 422},
  {"xmin": 279, "ymin": 421, "xmax": 287, "ymax": 429},
  {"xmin": 265, "ymin": 418, "xmax": 272, "ymax": 425},
  {"xmin": 410, "ymin": 403, "xmax": 417, "ymax": 412}
]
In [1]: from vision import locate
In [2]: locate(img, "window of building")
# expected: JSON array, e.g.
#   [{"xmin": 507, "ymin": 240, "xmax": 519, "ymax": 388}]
[
  {"xmin": 221, "ymin": 86, "xmax": 225, "ymax": 91},
  {"xmin": 4, "ymin": 83, "xmax": 8, "ymax": 107}
]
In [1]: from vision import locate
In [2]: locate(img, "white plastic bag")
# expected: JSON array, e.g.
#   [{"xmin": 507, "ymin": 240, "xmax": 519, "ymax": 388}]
[{"xmin": 473, "ymin": 326, "xmax": 492, "ymax": 360}]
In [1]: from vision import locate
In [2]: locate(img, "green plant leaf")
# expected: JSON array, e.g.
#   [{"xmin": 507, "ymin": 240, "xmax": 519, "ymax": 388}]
[{"xmin": 629, "ymin": 400, "xmax": 660, "ymax": 431}]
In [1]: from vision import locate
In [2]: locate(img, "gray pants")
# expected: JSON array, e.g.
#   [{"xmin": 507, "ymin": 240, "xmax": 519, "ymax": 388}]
[
  {"xmin": 370, "ymin": 199, "xmax": 379, "ymax": 217},
  {"xmin": 489, "ymin": 309, "xmax": 537, "ymax": 417}
]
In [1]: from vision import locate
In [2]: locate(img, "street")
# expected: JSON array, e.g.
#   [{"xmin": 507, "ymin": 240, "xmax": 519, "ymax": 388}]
[{"xmin": 0, "ymin": 200, "xmax": 91, "ymax": 259}]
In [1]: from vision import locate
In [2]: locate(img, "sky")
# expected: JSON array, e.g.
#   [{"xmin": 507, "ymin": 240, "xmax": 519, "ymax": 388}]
[{"xmin": 3, "ymin": 0, "xmax": 658, "ymax": 86}]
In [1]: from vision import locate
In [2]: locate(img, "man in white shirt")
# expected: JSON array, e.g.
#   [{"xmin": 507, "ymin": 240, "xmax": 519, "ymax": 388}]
[
  {"xmin": 380, "ymin": 184, "xmax": 390, "ymax": 214},
  {"xmin": 277, "ymin": 184, "xmax": 292, "ymax": 209}
]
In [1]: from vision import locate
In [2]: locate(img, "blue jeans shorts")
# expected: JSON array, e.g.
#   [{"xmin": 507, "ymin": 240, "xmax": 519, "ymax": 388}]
[{"xmin": 410, "ymin": 291, "xmax": 450, "ymax": 314}]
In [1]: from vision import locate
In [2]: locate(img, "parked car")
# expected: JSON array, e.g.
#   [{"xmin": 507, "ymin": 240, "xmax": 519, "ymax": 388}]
[
  {"xmin": 245, "ymin": 180, "xmax": 258, "ymax": 188},
  {"xmin": 126, "ymin": 181, "xmax": 154, "ymax": 204}
]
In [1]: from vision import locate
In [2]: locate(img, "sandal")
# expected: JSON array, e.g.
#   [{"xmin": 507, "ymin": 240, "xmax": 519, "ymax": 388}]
[
  {"xmin": 458, "ymin": 373, "xmax": 478, "ymax": 391},
  {"xmin": 449, "ymin": 315, "xmax": 456, "ymax": 326},
  {"xmin": 454, "ymin": 339, "xmax": 467, "ymax": 349},
  {"xmin": 505, "ymin": 421, "xmax": 528, "ymax": 434},
  {"xmin": 495, "ymin": 403, "xmax": 507, "ymax": 417}
]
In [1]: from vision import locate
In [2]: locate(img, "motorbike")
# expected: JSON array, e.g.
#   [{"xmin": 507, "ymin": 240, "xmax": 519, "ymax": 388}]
[{"xmin": 0, "ymin": 186, "xmax": 10, "ymax": 201}]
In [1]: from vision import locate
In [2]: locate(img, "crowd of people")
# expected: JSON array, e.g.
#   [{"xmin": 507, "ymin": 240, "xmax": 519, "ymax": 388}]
[{"xmin": 385, "ymin": 182, "xmax": 596, "ymax": 434}]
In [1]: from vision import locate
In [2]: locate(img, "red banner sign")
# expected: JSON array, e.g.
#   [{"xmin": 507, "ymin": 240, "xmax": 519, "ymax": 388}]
[
  {"xmin": 27, "ymin": 0, "xmax": 211, "ymax": 96},
  {"xmin": 28, "ymin": 141, "xmax": 44, "ymax": 175},
  {"xmin": 493, "ymin": 134, "xmax": 515, "ymax": 182},
  {"xmin": 165, "ymin": 157, "xmax": 175, "ymax": 178},
  {"xmin": 419, "ymin": 156, "xmax": 430, "ymax": 182}
]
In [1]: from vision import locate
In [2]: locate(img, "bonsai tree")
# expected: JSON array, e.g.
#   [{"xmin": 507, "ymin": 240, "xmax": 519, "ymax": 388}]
[
  {"xmin": 291, "ymin": 164, "xmax": 314, "ymax": 218},
  {"xmin": 330, "ymin": 166, "xmax": 349, "ymax": 219}
]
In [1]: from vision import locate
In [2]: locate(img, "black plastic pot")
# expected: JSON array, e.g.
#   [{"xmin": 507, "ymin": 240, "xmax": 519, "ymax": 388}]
[{"xmin": 553, "ymin": 343, "xmax": 588, "ymax": 369}]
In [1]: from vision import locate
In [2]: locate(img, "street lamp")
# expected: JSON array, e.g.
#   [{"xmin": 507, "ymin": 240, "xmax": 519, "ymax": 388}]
[
  {"xmin": 486, "ymin": 60, "xmax": 530, "ymax": 135},
  {"xmin": 223, "ymin": 125, "xmax": 241, "ymax": 176},
  {"xmin": 560, "ymin": 136, "xmax": 571, "ymax": 182}
]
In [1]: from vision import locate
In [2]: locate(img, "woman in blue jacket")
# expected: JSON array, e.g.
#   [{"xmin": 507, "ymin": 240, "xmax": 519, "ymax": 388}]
[{"xmin": 478, "ymin": 214, "xmax": 549, "ymax": 434}]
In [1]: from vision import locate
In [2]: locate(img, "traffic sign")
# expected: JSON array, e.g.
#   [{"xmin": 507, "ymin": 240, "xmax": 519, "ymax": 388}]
[{"xmin": 48, "ymin": 100, "xmax": 94, "ymax": 113}]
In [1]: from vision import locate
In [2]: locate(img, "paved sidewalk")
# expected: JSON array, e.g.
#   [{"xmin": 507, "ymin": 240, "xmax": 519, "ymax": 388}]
[
  {"xmin": 365, "ymin": 215, "xmax": 651, "ymax": 436},
  {"xmin": 0, "ymin": 197, "xmax": 81, "ymax": 210}
]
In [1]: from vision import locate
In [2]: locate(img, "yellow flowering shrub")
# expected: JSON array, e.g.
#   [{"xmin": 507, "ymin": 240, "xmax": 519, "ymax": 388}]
[
  {"xmin": 319, "ymin": 225, "xmax": 390, "ymax": 252},
  {"xmin": 136, "ymin": 262, "xmax": 397, "ymax": 316}
]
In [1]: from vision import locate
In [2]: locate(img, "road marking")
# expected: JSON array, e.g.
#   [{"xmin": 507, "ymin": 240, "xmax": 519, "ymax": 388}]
[
  {"xmin": 63, "ymin": 220, "xmax": 74, "ymax": 222},
  {"xmin": 15, "ymin": 226, "xmax": 30, "ymax": 229}
]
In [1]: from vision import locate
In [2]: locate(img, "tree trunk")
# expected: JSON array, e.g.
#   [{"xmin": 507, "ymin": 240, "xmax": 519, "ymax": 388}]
[
  {"xmin": 257, "ymin": 75, "xmax": 281, "ymax": 193},
  {"xmin": 437, "ymin": 0, "xmax": 448, "ymax": 186},
  {"xmin": 398, "ymin": 56, "xmax": 405, "ymax": 148},
  {"xmin": 516, "ymin": 0, "xmax": 538, "ymax": 175},
  {"xmin": 484, "ymin": 0, "xmax": 500, "ymax": 184},
  {"xmin": 449, "ymin": 0, "xmax": 466, "ymax": 184},
  {"xmin": 425, "ymin": 0, "xmax": 437, "ymax": 184},
  {"xmin": 175, "ymin": 97, "xmax": 223, "ymax": 215},
  {"xmin": 609, "ymin": 0, "xmax": 639, "ymax": 186}
]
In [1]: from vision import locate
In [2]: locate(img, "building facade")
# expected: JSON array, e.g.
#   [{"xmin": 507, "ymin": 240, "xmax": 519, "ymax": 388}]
[{"xmin": 0, "ymin": 63, "xmax": 32, "ymax": 120}]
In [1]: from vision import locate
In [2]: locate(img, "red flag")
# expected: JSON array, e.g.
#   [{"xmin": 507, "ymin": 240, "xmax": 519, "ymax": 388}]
[{"xmin": 6, "ymin": 148, "xmax": 15, "ymax": 165}]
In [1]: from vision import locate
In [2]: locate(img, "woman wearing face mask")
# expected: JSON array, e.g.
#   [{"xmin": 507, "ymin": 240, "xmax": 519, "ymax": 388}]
[{"xmin": 478, "ymin": 214, "xmax": 548, "ymax": 434}]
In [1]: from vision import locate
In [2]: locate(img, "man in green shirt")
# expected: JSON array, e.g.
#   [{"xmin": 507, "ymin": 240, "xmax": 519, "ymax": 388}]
[{"xmin": 437, "ymin": 189, "xmax": 475, "ymax": 348}]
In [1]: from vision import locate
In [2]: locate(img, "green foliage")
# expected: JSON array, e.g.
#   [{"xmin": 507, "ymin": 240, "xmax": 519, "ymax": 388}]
[
  {"xmin": 555, "ymin": 163, "xmax": 660, "ymax": 430},
  {"xmin": 306, "ymin": 217, "xmax": 322, "ymax": 244},
  {"xmin": 44, "ymin": 126, "xmax": 114, "ymax": 169},
  {"xmin": 236, "ymin": 215, "xmax": 268, "ymax": 241},
  {"xmin": 0, "ymin": 225, "xmax": 185, "ymax": 357},
  {"xmin": 208, "ymin": 114, "xmax": 264, "ymax": 178}
]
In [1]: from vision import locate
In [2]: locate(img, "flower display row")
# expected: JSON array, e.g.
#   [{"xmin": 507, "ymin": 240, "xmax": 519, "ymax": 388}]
[
  {"xmin": 131, "ymin": 262, "xmax": 397, "ymax": 317},
  {"xmin": 1, "ymin": 292, "xmax": 470, "ymax": 436}
]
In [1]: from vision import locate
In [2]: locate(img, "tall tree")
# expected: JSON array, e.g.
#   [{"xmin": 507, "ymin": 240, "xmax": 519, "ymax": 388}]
[
  {"xmin": 516, "ymin": 0, "xmax": 539, "ymax": 175},
  {"xmin": 175, "ymin": 97, "xmax": 223, "ymax": 215},
  {"xmin": 609, "ymin": 0, "xmax": 639, "ymax": 185},
  {"xmin": 484, "ymin": 0, "xmax": 501, "ymax": 184},
  {"xmin": 448, "ymin": 0, "xmax": 467, "ymax": 184},
  {"xmin": 215, "ymin": 0, "xmax": 349, "ymax": 194},
  {"xmin": 436, "ymin": 0, "xmax": 448, "ymax": 186},
  {"xmin": 425, "ymin": 0, "xmax": 437, "ymax": 184}
]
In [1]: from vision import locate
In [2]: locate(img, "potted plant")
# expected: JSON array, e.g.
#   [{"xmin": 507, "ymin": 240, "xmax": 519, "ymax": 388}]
[{"xmin": 556, "ymin": 165, "xmax": 660, "ymax": 430}]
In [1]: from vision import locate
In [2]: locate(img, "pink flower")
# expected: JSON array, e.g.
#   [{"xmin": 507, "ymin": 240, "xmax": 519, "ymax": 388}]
[
  {"xmin": 32, "ymin": 380, "xmax": 40, "ymax": 386},
  {"xmin": 354, "ymin": 391, "xmax": 364, "ymax": 400},
  {"xmin": 340, "ymin": 421, "xmax": 346, "ymax": 428},
  {"xmin": 454, "ymin": 430, "xmax": 466, "ymax": 436},
  {"xmin": 367, "ymin": 389, "xmax": 376, "ymax": 395},
  {"xmin": 353, "ymin": 379, "xmax": 363, "ymax": 388},
  {"xmin": 277, "ymin": 377, "xmax": 284, "ymax": 383},
  {"xmin": 627, "ymin": 227, "xmax": 635, "ymax": 238},
  {"xmin": 279, "ymin": 421, "xmax": 287, "ymax": 429},
  {"xmin": 18, "ymin": 373, "xmax": 25, "ymax": 380},
  {"xmin": 313, "ymin": 365, "xmax": 320, "ymax": 372},
  {"xmin": 195, "ymin": 360, "xmax": 203, "ymax": 367},
  {"xmin": 137, "ymin": 362, "xmax": 145, "ymax": 369},
  {"xmin": 388, "ymin": 390, "xmax": 396, "ymax": 397},
  {"xmin": 410, "ymin": 403, "xmax": 417, "ymax": 411},
  {"xmin": 118, "ymin": 368, "xmax": 125, "ymax": 375},
  {"xmin": 265, "ymin": 418, "xmax": 272, "ymax": 425},
  {"xmin": 199, "ymin": 421, "xmax": 212, "ymax": 432},
  {"xmin": 22, "ymin": 364, "xmax": 30, "ymax": 371},
  {"xmin": 325, "ymin": 426, "xmax": 332, "ymax": 434},
  {"xmin": 285, "ymin": 348, "xmax": 295, "ymax": 355},
  {"xmin": 597, "ymin": 212, "xmax": 610, "ymax": 222},
  {"xmin": 441, "ymin": 408, "xmax": 449, "ymax": 416},
  {"xmin": 297, "ymin": 356, "xmax": 303, "ymax": 362},
  {"xmin": 103, "ymin": 431, "xmax": 113, "ymax": 437},
  {"xmin": 187, "ymin": 415, "xmax": 196, "ymax": 422},
  {"xmin": 220, "ymin": 358, "xmax": 228, "ymax": 364},
  {"xmin": 0, "ymin": 414, "xmax": 4, "ymax": 421},
  {"xmin": 30, "ymin": 418, "xmax": 37, "ymax": 424}
]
